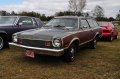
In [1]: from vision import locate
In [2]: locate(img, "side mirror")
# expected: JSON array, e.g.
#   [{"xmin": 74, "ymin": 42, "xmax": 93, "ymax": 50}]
[{"xmin": 18, "ymin": 22, "xmax": 23, "ymax": 26}]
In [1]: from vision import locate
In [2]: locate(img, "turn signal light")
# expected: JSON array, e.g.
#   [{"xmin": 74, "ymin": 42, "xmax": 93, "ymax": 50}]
[{"xmin": 45, "ymin": 41, "xmax": 51, "ymax": 47}]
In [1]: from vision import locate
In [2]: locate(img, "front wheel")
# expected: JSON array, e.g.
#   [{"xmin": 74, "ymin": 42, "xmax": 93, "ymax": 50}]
[
  {"xmin": 63, "ymin": 43, "xmax": 77, "ymax": 62},
  {"xmin": 0, "ymin": 36, "xmax": 4, "ymax": 50},
  {"xmin": 108, "ymin": 35, "xmax": 114, "ymax": 42}
]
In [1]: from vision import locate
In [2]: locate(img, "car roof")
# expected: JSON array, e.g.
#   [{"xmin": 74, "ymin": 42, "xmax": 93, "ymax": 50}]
[
  {"xmin": 55, "ymin": 16, "xmax": 93, "ymax": 19},
  {"xmin": 0, "ymin": 16, "xmax": 36, "ymax": 18},
  {"xmin": 98, "ymin": 21, "xmax": 111, "ymax": 23}
]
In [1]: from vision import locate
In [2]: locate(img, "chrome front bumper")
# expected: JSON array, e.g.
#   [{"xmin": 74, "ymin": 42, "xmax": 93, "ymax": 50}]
[{"xmin": 9, "ymin": 43, "xmax": 64, "ymax": 56}]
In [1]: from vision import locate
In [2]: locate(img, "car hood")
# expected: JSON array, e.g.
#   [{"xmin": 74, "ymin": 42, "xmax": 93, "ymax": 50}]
[
  {"xmin": 17, "ymin": 27, "xmax": 74, "ymax": 41},
  {"xmin": 100, "ymin": 26, "xmax": 111, "ymax": 30}
]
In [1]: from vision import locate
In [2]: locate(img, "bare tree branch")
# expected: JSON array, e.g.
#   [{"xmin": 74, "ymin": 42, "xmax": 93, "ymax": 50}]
[
  {"xmin": 69, "ymin": 0, "xmax": 86, "ymax": 12},
  {"xmin": 93, "ymin": 5, "xmax": 104, "ymax": 17}
]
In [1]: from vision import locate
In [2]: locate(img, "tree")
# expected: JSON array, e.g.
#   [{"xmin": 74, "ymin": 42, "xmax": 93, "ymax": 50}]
[
  {"xmin": 11, "ymin": 11, "xmax": 17, "ymax": 15},
  {"xmin": 46, "ymin": 16, "xmax": 54, "ymax": 21},
  {"xmin": 96, "ymin": 17, "xmax": 108, "ymax": 21},
  {"xmin": 55, "ymin": 12, "xmax": 65, "ymax": 16},
  {"xmin": 40, "ymin": 14, "xmax": 47, "ymax": 21},
  {"xmin": 116, "ymin": 10, "xmax": 120, "ymax": 21},
  {"xmin": 108, "ymin": 17, "xmax": 115, "ymax": 21},
  {"xmin": 93, "ymin": 5, "xmax": 104, "ymax": 18},
  {"xmin": 69, "ymin": 0, "xmax": 86, "ymax": 12},
  {"xmin": 0, "ymin": 10, "xmax": 10, "ymax": 16}
]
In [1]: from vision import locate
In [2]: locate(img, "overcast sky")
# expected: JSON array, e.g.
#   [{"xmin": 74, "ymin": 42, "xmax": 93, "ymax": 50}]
[{"xmin": 0, "ymin": 0, "xmax": 119, "ymax": 18}]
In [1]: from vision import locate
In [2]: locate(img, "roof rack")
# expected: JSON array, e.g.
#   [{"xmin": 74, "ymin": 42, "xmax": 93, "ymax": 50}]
[{"xmin": 64, "ymin": 11, "xmax": 89, "ymax": 17}]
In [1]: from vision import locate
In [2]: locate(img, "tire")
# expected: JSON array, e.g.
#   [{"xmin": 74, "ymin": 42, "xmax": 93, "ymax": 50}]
[
  {"xmin": 114, "ymin": 35, "xmax": 118, "ymax": 39},
  {"xmin": 90, "ymin": 38, "xmax": 97, "ymax": 49},
  {"xmin": 63, "ymin": 43, "xmax": 77, "ymax": 62},
  {"xmin": 108, "ymin": 35, "xmax": 114, "ymax": 42},
  {"xmin": 0, "ymin": 36, "xmax": 4, "ymax": 50}
]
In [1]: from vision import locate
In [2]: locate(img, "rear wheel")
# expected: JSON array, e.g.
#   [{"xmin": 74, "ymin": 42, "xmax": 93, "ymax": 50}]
[
  {"xmin": 90, "ymin": 38, "xmax": 97, "ymax": 49},
  {"xmin": 63, "ymin": 43, "xmax": 77, "ymax": 62},
  {"xmin": 108, "ymin": 35, "xmax": 114, "ymax": 42},
  {"xmin": 0, "ymin": 36, "xmax": 4, "ymax": 50},
  {"xmin": 114, "ymin": 35, "xmax": 118, "ymax": 39}
]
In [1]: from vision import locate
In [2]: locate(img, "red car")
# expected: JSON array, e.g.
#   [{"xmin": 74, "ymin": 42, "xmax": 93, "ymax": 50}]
[{"xmin": 98, "ymin": 22, "xmax": 118, "ymax": 41}]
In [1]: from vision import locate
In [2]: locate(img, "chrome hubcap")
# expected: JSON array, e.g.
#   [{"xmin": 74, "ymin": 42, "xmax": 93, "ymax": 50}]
[
  {"xmin": 70, "ymin": 47, "xmax": 75, "ymax": 60},
  {"xmin": 111, "ymin": 36, "xmax": 113, "ymax": 41},
  {"xmin": 0, "ymin": 37, "xmax": 3, "ymax": 49},
  {"xmin": 94, "ymin": 40, "xmax": 97, "ymax": 48}
]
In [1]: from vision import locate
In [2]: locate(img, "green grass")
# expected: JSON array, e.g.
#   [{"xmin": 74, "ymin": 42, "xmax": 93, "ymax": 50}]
[{"xmin": 0, "ymin": 27, "xmax": 120, "ymax": 79}]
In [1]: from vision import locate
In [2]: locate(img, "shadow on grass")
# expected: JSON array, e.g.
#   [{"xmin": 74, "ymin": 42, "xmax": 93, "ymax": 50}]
[
  {"xmin": 16, "ymin": 46, "xmax": 95, "ymax": 66},
  {"xmin": 8, "ymin": 38, "xmax": 119, "ymax": 65}
]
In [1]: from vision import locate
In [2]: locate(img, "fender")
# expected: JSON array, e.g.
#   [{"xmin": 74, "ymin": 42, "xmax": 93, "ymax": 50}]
[
  {"xmin": 64, "ymin": 37, "xmax": 80, "ymax": 49},
  {"xmin": 0, "ymin": 31, "xmax": 8, "ymax": 40},
  {"xmin": 94, "ymin": 32, "xmax": 100, "ymax": 39},
  {"xmin": 0, "ymin": 31, "xmax": 8, "ymax": 35}
]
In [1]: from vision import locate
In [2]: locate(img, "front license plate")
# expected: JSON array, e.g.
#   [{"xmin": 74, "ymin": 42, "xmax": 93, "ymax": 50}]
[{"xmin": 25, "ymin": 50, "xmax": 35, "ymax": 58}]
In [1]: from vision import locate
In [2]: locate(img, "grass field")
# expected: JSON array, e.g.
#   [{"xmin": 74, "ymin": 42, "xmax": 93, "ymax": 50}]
[{"xmin": 0, "ymin": 26, "xmax": 120, "ymax": 79}]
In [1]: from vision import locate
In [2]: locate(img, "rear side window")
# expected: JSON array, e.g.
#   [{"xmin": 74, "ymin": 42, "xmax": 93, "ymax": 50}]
[
  {"xmin": 87, "ymin": 19, "xmax": 96, "ymax": 28},
  {"xmin": 93, "ymin": 20, "xmax": 99, "ymax": 27},
  {"xmin": 80, "ymin": 19, "xmax": 90, "ymax": 30}
]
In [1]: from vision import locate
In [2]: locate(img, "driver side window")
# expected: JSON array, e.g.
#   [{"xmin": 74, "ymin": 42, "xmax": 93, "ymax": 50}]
[{"xmin": 18, "ymin": 17, "xmax": 33, "ymax": 26}]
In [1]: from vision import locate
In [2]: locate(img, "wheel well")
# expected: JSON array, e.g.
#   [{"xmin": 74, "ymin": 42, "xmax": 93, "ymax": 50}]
[
  {"xmin": 72, "ymin": 40, "xmax": 79, "ymax": 46},
  {"xmin": 0, "ymin": 33, "xmax": 8, "ymax": 42},
  {"xmin": 95, "ymin": 34, "xmax": 100, "ymax": 39}
]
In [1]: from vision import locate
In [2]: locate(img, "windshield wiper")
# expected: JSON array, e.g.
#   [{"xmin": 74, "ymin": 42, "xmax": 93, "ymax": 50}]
[
  {"xmin": 53, "ymin": 25, "xmax": 72, "ymax": 31},
  {"xmin": 53, "ymin": 25, "xmax": 65, "ymax": 27}
]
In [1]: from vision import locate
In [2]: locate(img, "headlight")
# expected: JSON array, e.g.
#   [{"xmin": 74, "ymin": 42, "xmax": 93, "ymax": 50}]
[
  {"xmin": 52, "ymin": 38, "xmax": 62, "ymax": 48},
  {"xmin": 13, "ymin": 35, "xmax": 18, "ymax": 43}
]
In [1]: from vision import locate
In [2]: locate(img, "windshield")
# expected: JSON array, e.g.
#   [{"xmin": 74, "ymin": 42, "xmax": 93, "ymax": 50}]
[
  {"xmin": 46, "ymin": 18, "xmax": 78, "ymax": 30},
  {"xmin": 0, "ymin": 17, "xmax": 17, "ymax": 25},
  {"xmin": 98, "ymin": 22, "xmax": 108, "ymax": 26}
]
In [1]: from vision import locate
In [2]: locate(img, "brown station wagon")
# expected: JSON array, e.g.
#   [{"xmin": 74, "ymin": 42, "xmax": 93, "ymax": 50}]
[{"xmin": 9, "ymin": 16, "xmax": 102, "ymax": 62}]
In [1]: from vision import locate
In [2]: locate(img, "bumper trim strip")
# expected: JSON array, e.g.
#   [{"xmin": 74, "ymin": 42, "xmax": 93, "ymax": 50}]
[{"xmin": 9, "ymin": 43, "xmax": 64, "ymax": 52}]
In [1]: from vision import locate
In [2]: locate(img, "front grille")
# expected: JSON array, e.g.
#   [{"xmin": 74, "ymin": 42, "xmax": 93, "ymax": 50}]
[
  {"xmin": 103, "ymin": 30, "xmax": 110, "ymax": 33},
  {"xmin": 18, "ymin": 39, "xmax": 53, "ymax": 48}
]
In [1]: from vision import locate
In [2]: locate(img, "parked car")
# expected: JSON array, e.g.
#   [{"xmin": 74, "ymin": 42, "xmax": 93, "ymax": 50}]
[
  {"xmin": 0, "ymin": 16, "xmax": 43, "ymax": 50},
  {"xmin": 9, "ymin": 16, "xmax": 102, "ymax": 62},
  {"xmin": 98, "ymin": 22, "xmax": 118, "ymax": 41}
]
